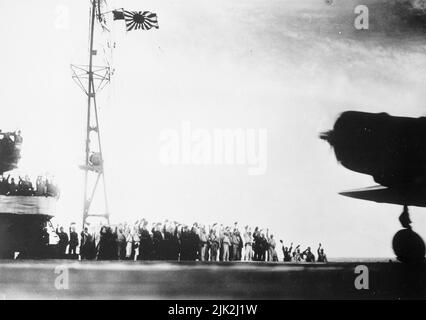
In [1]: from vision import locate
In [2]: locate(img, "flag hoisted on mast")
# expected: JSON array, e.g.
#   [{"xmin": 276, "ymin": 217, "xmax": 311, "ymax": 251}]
[
  {"xmin": 112, "ymin": 9, "xmax": 159, "ymax": 31},
  {"xmin": 71, "ymin": 1, "xmax": 159, "ymax": 227}
]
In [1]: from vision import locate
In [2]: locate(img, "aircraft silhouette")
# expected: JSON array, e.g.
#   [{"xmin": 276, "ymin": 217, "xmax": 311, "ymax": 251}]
[{"xmin": 321, "ymin": 111, "xmax": 426, "ymax": 263}]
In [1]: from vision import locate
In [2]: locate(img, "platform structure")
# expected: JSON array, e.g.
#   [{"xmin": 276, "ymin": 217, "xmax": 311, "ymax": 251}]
[
  {"xmin": 71, "ymin": 0, "xmax": 110, "ymax": 227},
  {"xmin": 0, "ymin": 195, "xmax": 56, "ymax": 216},
  {"xmin": 0, "ymin": 196, "xmax": 57, "ymax": 259}
]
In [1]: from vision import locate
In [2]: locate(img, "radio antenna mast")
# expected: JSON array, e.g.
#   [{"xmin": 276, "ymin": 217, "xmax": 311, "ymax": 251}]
[{"xmin": 71, "ymin": 0, "xmax": 111, "ymax": 227}]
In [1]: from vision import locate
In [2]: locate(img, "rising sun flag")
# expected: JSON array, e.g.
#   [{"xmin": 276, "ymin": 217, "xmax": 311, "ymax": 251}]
[{"xmin": 113, "ymin": 9, "xmax": 159, "ymax": 31}]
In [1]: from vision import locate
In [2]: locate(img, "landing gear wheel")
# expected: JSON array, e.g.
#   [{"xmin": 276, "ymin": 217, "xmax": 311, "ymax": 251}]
[
  {"xmin": 392, "ymin": 205, "xmax": 425, "ymax": 263},
  {"xmin": 392, "ymin": 229, "xmax": 425, "ymax": 264}
]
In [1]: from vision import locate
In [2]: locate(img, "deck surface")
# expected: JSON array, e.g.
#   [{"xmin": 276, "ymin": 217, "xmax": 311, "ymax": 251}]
[{"xmin": 0, "ymin": 260, "xmax": 425, "ymax": 299}]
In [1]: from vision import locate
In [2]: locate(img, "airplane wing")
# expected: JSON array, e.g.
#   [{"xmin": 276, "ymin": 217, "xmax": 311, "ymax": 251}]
[{"xmin": 339, "ymin": 185, "xmax": 426, "ymax": 208}]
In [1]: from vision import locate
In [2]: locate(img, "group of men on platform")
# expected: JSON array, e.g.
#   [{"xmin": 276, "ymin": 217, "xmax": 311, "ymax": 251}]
[
  {"xmin": 0, "ymin": 174, "xmax": 59, "ymax": 197},
  {"xmin": 52, "ymin": 220, "xmax": 327, "ymax": 263}
]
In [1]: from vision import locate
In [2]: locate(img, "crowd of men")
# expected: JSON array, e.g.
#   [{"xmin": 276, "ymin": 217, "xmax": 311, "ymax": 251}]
[
  {"xmin": 51, "ymin": 220, "xmax": 328, "ymax": 263},
  {"xmin": 0, "ymin": 174, "xmax": 59, "ymax": 197}
]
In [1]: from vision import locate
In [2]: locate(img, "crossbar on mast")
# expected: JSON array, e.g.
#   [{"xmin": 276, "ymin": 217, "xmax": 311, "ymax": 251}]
[{"xmin": 72, "ymin": 0, "xmax": 110, "ymax": 228}]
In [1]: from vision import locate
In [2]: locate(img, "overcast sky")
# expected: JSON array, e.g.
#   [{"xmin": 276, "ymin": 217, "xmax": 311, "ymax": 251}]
[{"xmin": 2, "ymin": 0, "xmax": 426, "ymax": 257}]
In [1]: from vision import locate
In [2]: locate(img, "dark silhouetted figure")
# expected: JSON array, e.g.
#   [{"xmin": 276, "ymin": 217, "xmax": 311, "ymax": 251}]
[
  {"xmin": 97, "ymin": 226, "xmax": 117, "ymax": 260},
  {"xmin": 80, "ymin": 227, "xmax": 94, "ymax": 260},
  {"xmin": 138, "ymin": 222, "xmax": 153, "ymax": 260},
  {"xmin": 317, "ymin": 244, "xmax": 327, "ymax": 263},
  {"xmin": 56, "ymin": 226, "xmax": 69, "ymax": 258},
  {"xmin": 69, "ymin": 226, "xmax": 79, "ymax": 258}
]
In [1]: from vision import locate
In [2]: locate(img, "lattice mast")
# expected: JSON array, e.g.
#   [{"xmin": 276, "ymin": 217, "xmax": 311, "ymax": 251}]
[{"xmin": 71, "ymin": 0, "xmax": 110, "ymax": 227}]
